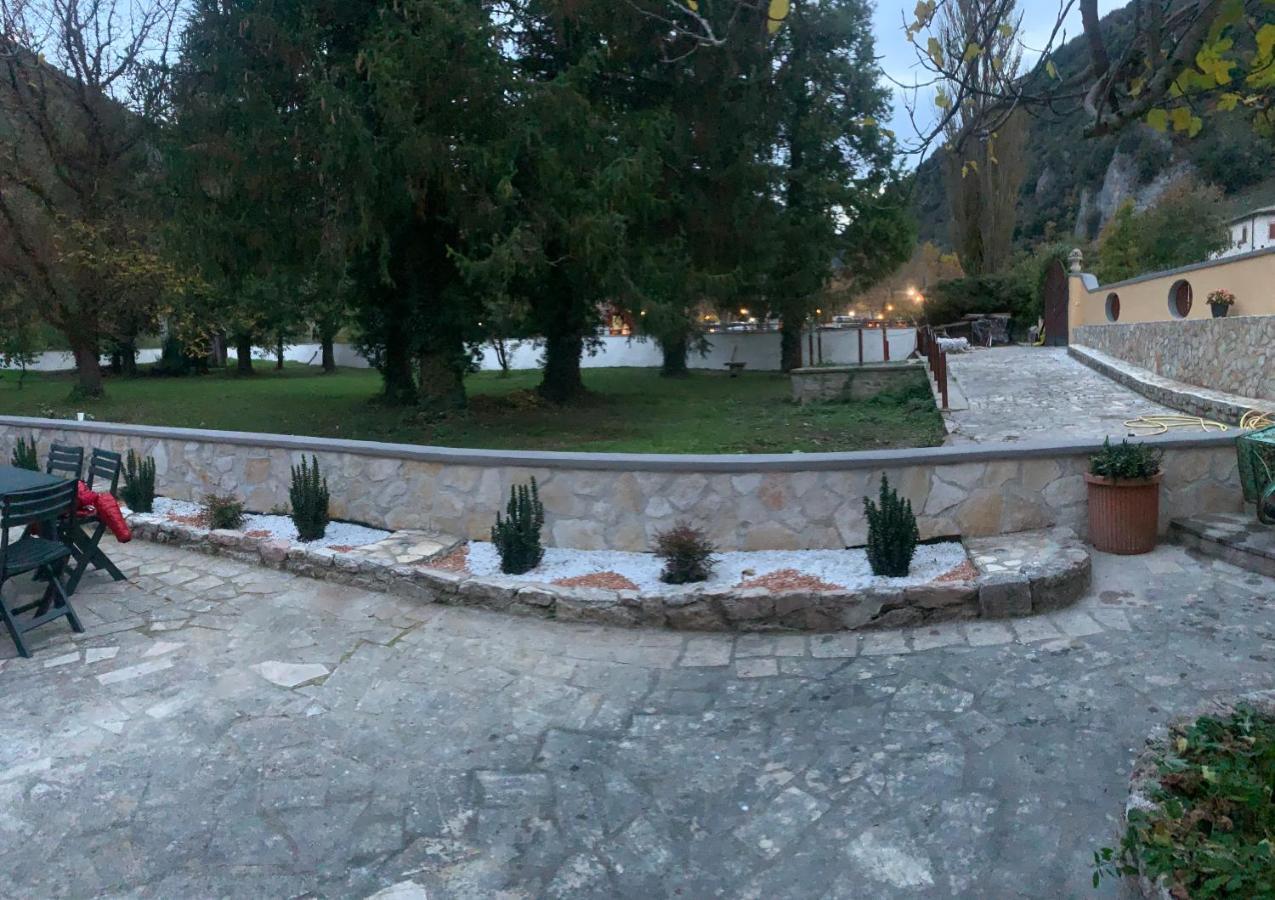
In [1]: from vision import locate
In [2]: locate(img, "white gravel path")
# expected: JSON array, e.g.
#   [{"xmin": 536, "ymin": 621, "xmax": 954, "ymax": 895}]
[
  {"xmin": 150, "ymin": 497, "xmax": 389, "ymax": 549},
  {"xmin": 463, "ymin": 540, "xmax": 968, "ymax": 592}
]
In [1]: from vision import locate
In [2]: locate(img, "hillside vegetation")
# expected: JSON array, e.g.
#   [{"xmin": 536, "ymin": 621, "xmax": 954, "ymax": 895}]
[{"xmin": 913, "ymin": 1, "xmax": 1275, "ymax": 250}]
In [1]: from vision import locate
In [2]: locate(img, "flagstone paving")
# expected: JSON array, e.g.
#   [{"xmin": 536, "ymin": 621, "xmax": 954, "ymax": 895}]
[
  {"xmin": 944, "ymin": 345, "xmax": 1182, "ymax": 444},
  {"xmin": 1, "ymin": 537, "xmax": 1273, "ymax": 898}
]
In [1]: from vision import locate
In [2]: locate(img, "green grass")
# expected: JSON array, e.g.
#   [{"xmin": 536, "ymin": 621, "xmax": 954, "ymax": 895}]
[{"xmin": 0, "ymin": 365, "xmax": 945, "ymax": 454}]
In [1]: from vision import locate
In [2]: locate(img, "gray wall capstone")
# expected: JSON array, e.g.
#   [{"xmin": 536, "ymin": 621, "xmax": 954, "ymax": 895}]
[
  {"xmin": 0, "ymin": 416, "xmax": 1244, "ymax": 551},
  {"xmin": 1074, "ymin": 314, "xmax": 1275, "ymax": 401}
]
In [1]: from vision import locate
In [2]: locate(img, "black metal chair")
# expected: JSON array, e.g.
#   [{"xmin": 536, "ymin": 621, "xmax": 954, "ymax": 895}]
[
  {"xmin": 46, "ymin": 443, "xmax": 84, "ymax": 481},
  {"xmin": 0, "ymin": 481, "xmax": 82, "ymax": 658},
  {"xmin": 65, "ymin": 448, "xmax": 126, "ymax": 595}
]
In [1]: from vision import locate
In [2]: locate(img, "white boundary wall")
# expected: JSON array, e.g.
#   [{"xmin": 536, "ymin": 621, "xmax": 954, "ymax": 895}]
[{"xmin": 4, "ymin": 328, "xmax": 916, "ymax": 374}]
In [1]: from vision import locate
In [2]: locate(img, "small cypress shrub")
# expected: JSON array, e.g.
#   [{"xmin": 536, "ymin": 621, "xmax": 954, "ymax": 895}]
[
  {"xmin": 653, "ymin": 522, "xmax": 717, "ymax": 584},
  {"xmin": 863, "ymin": 475, "xmax": 919, "ymax": 577},
  {"xmin": 289, "ymin": 454, "xmax": 330, "ymax": 542},
  {"xmin": 120, "ymin": 450, "xmax": 157, "ymax": 512},
  {"xmin": 491, "ymin": 478, "xmax": 545, "ymax": 574},
  {"xmin": 10, "ymin": 436, "xmax": 37, "ymax": 471},
  {"xmin": 202, "ymin": 492, "xmax": 246, "ymax": 530}
]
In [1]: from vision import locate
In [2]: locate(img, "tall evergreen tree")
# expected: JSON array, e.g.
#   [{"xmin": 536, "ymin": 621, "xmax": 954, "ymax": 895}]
[
  {"xmin": 766, "ymin": 0, "xmax": 912, "ymax": 372},
  {"xmin": 167, "ymin": 0, "xmax": 320, "ymax": 376}
]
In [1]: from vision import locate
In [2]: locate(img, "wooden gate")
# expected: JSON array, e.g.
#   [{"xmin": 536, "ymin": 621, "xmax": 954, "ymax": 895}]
[{"xmin": 1041, "ymin": 258, "xmax": 1068, "ymax": 346}]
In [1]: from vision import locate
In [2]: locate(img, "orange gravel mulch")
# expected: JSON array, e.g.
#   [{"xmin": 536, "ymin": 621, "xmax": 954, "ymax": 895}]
[
  {"xmin": 934, "ymin": 560, "xmax": 978, "ymax": 583},
  {"xmin": 244, "ymin": 529, "xmax": 272, "ymax": 539},
  {"xmin": 552, "ymin": 571, "xmax": 640, "ymax": 591},
  {"xmin": 736, "ymin": 568, "xmax": 845, "ymax": 592},
  {"xmin": 424, "ymin": 544, "xmax": 470, "ymax": 573},
  {"xmin": 327, "ymin": 545, "xmax": 355, "ymax": 553},
  {"xmin": 166, "ymin": 513, "xmax": 205, "ymax": 527}
]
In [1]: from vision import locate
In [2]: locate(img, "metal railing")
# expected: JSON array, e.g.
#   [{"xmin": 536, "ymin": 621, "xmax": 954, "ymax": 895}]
[{"xmin": 916, "ymin": 325, "xmax": 949, "ymax": 410}]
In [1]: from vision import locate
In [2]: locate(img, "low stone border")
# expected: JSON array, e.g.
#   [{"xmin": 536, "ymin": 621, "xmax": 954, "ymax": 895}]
[
  {"xmin": 1124, "ymin": 689, "xmax": 1275, "ymax": 899},
  {"xmin": 124, "ymin": 513, "xmax": 1091, "ymax": 632},
  {"xmin": 1069, "ymin": 344, "xmax": 1275, "ymax": 424}
]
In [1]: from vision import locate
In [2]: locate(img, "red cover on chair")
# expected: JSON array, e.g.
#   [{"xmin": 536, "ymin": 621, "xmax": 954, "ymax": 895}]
[{"xmin": 75, "ymin": 481, "xmax": 132, "ymax": 543}]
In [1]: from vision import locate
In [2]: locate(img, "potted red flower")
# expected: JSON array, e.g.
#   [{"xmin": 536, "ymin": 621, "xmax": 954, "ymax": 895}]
[
  {"xmin": 1206, "ymin": 289, "xmax": 1236, "ymax": 318},
  {"xmin": 1085, "ymin": 438, "xmax": 1163, "ymax": 554}
]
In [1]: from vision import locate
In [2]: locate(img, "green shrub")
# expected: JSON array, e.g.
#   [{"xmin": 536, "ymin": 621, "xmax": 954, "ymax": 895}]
[
  {"xmin": 491, "ymin": 479, "xmax": 544, "ymax": 575},
  {"xmin": 202, "ymin": 492, "xmax": 246, "ymax": 530},
  {"xmin": 289, "ymin": 454, "xmax": 330, "ymax": 542},
  {"xmin": 1089, "ymin": 438, "xmax": 1162, "ymax": 480},
  {"xmin": 10, "ymin": 435, "xmax": 38, "ymax": 471},
  {"xmin": 1094, "ymin": 705, "xmax": 1275, "ymax": 897},
  {"xmin": 120, "ymin": 450, "xmax": 156, "ymax": 512},
  {"xmin": 863, "ymin": 475, "xmax": 919, "ymax": 577},
  {"xmin": 653, "ymin": 522, "xmax": 716, "ymax": 584}
]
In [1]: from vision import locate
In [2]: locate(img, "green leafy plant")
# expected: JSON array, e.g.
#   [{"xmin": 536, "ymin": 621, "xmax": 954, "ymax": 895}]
[
  {"xmin": 10, "ymin": 435, "xmax": 38, "ymax": 471},
  {"xmin": 1089, "ymin": 438, "xmax": 1163, "ymax": 480},
  {"xmin": 653, "ymin": 522, "xmax": 717, "ymax": 584},
  {"xmin": 863, "ymin": 475, "xmax": 919, "ymax": 577},
  {"xmin": 289, "ymin": 454, "xmax": 330, "ymax": 542},
  {"xmin": 202, "ymin": 492, "xmax": 246, "ymax": 530},
  {"xmin": 491, "ymin": 478, "xmax": 545, "ymax": 575},
  {"xmin": 1093, "ymin": 705, "xmax": 1275, "ymax": 897},
  {"xmin": 120, "ymin": 450, "xmax": 156, "ymax": 513}
]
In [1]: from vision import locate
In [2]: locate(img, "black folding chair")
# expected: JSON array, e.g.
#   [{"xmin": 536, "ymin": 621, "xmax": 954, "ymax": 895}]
[
  {"xmin": 46, "ymin": 443, "xmax": 84, "ymax": 481},
  {"xmin": 0, "ymin": 481, "xmax": 82, "ymax": 658},
  {"xmin": 65, "ymin": 448, "xmax": 126, "ymax": 595}
]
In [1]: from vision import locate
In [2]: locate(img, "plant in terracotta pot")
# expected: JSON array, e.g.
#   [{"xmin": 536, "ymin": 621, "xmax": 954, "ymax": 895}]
[
  {"xmin": 1085, "ymin": 438, "xmax": 1163, "ymax": 554},
  {"xmin": 1206, "ymin": 288, "xmax": 1235, "ymax": 318}
]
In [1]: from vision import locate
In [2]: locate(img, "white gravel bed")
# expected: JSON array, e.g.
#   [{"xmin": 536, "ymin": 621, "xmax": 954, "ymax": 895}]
[
  {"xmin": 148, "ymin": 497, "xmax": 390, "ymax": 549},
  {"xmin": 463, "ymin": 540, "xmax": 968, "ymax": 593}
]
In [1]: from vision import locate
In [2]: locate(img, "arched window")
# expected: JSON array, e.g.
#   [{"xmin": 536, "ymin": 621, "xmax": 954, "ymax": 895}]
[
  {"xmin": 1168, "ymin": 280, "xmax": 1193, "ymax": 319},
  {"xmin": 1105, "ymin": 292, "xmax": 1120, "ymax": 322}
]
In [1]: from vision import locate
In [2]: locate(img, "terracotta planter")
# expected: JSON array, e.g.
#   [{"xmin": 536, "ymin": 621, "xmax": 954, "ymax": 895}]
[{"xmin": 1085, "ymin": 473, "xmax": 1161, "ymax": 555}]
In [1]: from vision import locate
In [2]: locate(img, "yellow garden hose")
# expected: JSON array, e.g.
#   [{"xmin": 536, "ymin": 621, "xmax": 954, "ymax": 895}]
[
  {"xmin": 1123, "ymin": 414, "xmax": 1228, "ymax": 435},
  {"xmin": 1240, "ymin": 410, "xmax": 1275, "ymax": 430}
]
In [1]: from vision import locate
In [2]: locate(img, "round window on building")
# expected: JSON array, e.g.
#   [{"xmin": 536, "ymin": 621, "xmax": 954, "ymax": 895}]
[
  {"xmin": 1105, "ymin": 292, "xmax": 1120, "ymax": 322},
  {"xmin": 1168, "ymin": 280, "xmax": 1193, "ymax": 319}
]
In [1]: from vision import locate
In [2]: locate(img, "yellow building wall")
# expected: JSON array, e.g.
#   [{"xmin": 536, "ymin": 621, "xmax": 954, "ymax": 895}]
[{"xmin": 1067, "ymin": 247, "xmax": 1275, "ymax": 339}]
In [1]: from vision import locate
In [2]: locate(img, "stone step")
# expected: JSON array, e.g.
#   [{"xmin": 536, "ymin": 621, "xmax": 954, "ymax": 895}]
[{"xmin": 1169, "ymin": 511, "xmax": 1275, "ymax": 577}]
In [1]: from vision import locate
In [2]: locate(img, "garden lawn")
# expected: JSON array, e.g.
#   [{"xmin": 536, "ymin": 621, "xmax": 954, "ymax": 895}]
[{"xmin": 0, "ymin": 365, "xmax": 945, "ymax": 454}]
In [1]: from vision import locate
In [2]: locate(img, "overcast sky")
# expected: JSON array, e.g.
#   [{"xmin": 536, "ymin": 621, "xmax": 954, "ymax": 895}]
[{"xmin": 871, "ymin": 0, "xmax": 1128, "ymax": 164}]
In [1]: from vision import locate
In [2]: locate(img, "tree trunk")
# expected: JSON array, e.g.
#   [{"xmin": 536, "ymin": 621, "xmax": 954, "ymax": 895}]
[
  {"xmin": 659, "ymin": 335, "xmax": 689, "ymax": 377},
  {"xmin": 780, "ymin": 319, "xmax": 803, "ymax": 372},
  {"xmin": 119, "ymin": 339, "xmax": 138, "ymax": 377},
  {"xmin": 320, "ymin": 331, "xmax": 336, "ymax": 373},
  {"xmin": 380, "ymin": 318, "xmax": 416, "ymax": 404},
  {"xmin": 70, "ymin": 339, "xmax": 104, "ymax": 399},
  {"xmin": 275, "ymin": 334, "xmax": 285, "ymax": 370},
  {"xmin": 235, "ymin": 334, "xmax": 255, "ymax": 375},
  {"xmin": 539, "ymin": 329, "xmax": 585, "ymax": 403},
  {"xmin": 417, "ymin": 350, "xmax": 466, "ymax": 413}
]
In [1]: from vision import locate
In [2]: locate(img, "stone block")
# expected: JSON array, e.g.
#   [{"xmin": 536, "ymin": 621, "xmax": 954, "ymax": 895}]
[
  {"xmin": 978, "ymin": 574, "xmax": 1032, "ymax": 618},
  {"xmin": 663, "ymin": 595, "xmax": 724, "ymax": 630},
  {"xmin": 903, "ymin": 582, "xmax": 977, "ymax": 610}
]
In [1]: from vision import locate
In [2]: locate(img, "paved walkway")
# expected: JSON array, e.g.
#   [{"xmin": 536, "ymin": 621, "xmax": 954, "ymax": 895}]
[
  {"xmin": 2, "ymin": 539, "xmax": 1273, "ymax": 898},
  {"xmin": 944, "ymin": 346, "xmax": 1181, "ymax": 444}
]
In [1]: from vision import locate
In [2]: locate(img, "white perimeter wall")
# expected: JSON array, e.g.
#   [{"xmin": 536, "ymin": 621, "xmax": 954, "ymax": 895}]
[{"xmin": 4, "ymin": 328, "xmax": 916, "ymax": 374}]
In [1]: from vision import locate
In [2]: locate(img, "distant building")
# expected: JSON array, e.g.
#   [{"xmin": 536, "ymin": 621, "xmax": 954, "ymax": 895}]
[{"xmin": 1218, "ymin": 206, "xmax": 1275, "ymax": 257}]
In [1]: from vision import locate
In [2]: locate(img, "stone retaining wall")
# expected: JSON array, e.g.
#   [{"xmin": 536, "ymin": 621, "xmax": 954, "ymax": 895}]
[
  {"xmin": 1073, "ymin": 315, "xmax": 1275, "ymax": 401},
  {"xmin": 0, "ymin": 416, "xmax": 1244, "ymax": 551},
  {"xmin": 789, "ymin": 362, "xmax": 923, "ymax": 404}
]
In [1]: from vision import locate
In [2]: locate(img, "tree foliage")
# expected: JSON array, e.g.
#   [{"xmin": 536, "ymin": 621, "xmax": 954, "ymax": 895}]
[{"xmin": 1096, "ymin": 179, "xmax": 1229, "ymax": 282}]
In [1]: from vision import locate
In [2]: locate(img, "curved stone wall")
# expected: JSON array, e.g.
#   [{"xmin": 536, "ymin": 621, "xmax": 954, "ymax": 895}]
[{"xmin": 0, "ymin": 416, "xmax": 1244, "ymax": 551}]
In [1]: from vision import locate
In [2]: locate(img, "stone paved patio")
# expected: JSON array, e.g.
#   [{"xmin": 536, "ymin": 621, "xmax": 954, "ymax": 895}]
[
  {"xmin": 1, "ymin": 538, "xmax": 1273, "ymax": 898},
  {"xmin": 944, "ymin": 346, "xmax": 1182, "ymax": 444}
]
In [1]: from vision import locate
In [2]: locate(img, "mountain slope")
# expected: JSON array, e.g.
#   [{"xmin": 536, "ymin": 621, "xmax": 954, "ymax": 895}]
[{"xmin": 911, "ymin": 2, "xmax": 1275, "ymax": 250}]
